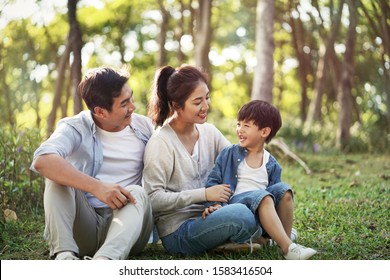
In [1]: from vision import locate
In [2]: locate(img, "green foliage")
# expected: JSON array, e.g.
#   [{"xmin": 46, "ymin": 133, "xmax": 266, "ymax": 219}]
[
  {"xmin": 1, "ymin": 0, "xmax": 389, "ymax": 152},
  {"xmin": 278, "ymin": 116, "xmax": 390, "ymax": 154},
  {"xmin": 0, "ymin": 125, "xmax": 44, "ymax": 215}
]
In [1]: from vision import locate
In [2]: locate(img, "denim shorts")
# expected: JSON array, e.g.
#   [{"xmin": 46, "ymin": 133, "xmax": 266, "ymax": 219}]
[{"xmin": 229, "ymin": 182, "xmax": 293, "ymax": 234}]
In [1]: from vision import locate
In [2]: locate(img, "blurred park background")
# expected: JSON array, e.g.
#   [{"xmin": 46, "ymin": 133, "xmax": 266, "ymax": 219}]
[{"xmin": 0, "ymin": 0, "xmax": 389, "ymax": 259}]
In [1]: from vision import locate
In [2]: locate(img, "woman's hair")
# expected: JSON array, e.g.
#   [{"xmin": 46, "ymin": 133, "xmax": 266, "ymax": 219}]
[
  {"xmin": 79, "ymin": 67, "xmax": 130, "ymax": 112},
  {"xmin": 148, "ymin": 65, "xmax": 209, "ymax": 126},
  {"xmin": 238, "ymin": 100, "xmax": 282, "ymax": 143}
]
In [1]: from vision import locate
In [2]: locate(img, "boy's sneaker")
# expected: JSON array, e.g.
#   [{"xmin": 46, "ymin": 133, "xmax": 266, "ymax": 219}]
[
  {"xmin": 284, "ymin": 243, "xmax": 317, "ymax": 260},
  {"xmin": 268, "ymin": 228, "xmax": 298, "ymax": 246},
  {"xmin": 55, "ymin": 251, "xmax": 79, "ymax": 260},
  {"xmin": 290, "ymin": 228, "xmax": 298, "ymax": 242}
]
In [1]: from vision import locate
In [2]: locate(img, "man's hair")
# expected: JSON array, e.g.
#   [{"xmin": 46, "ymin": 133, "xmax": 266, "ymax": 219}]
[
  {"xmin": 238, "ymin": 100, "xmax": 282, "ymax": 143},
  {"xmin": 79, "ymin": 67, "xmax": 130, "ymax": 112}
]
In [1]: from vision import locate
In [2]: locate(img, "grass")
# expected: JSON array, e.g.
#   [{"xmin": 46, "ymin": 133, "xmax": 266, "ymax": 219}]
[{"xmin": 1, "ymin": 153, "xmax": 389, "ymax": 260}]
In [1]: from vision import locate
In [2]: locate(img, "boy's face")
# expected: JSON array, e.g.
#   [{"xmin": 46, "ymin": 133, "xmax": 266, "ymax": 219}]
[{"xmin": 236, "ymin": 120, "xmax": 269, "ymax": 149}]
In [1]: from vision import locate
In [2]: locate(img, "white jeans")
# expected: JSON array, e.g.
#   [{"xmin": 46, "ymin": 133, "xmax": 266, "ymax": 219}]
[{"xmin": 43, "ymin": 179, "xmax": 153, "ymax": 259}]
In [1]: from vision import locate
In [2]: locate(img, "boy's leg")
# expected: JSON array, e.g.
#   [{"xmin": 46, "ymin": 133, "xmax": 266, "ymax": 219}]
[
  {"xmin": 267, "ymin": 183, "xmax": 294, "ymax": 237},
  {"xmin": 257, "ymin": 196, "xmax": 292, "ymax": 254},
  {"xmin": 93, "ymin": 185, "xmax": 153, "ymax": 260},
  {"xmin": 229, "ymin": 189, "xmax": 292, "ymax": 254}
]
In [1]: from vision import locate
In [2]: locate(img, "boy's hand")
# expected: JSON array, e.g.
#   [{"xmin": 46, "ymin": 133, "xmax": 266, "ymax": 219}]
[{"xmin": 202, "ymin": 204, "xmax": 222, "ymax": 219}]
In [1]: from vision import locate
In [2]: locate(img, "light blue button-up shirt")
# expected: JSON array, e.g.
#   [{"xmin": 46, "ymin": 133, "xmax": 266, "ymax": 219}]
[{"xmin": 31, "ymin": 111, "xmax": 153, "ymax": 181}]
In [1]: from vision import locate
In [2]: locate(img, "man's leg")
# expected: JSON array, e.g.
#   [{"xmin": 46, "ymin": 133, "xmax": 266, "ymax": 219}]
[
  {"xmin": 44, "ymin": 179, "xmax": 96, "ymax": 257},
  {"xmin": 44, "ymin": 179, "xmax": 100, "ymax": 258},
  {"xmin": 93, "ymin": 185, "xmax": 153, "ymax": 260}
]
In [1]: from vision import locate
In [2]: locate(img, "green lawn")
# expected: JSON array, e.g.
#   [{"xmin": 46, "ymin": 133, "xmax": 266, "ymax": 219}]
[{"xmin": 1, "ymin": 153, "xmax": 389, "ymax": 260}]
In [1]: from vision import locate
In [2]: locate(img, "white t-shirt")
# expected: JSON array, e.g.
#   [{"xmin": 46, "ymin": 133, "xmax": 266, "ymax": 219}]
[
  {"xmin": 86, "ymin": 125, "xmax": 145, "ymax": 208},
  {"xmin": 233, "ymin": 149, "xmax": 270, "ymax": 196}
]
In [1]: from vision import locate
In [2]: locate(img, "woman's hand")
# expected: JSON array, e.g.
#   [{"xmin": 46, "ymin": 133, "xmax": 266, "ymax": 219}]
[
  {"xmin": 202, "ymin": 204, "xmax": 222, "ymax": 219},
  {"xmin": 205, "ymin": 184, "xmax": 232, "ymax": 202}
]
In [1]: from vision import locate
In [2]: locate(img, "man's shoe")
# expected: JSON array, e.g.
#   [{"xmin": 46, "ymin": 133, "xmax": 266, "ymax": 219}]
[
  {"xmin": 284, "ymin": 243, "xmax": 317, "ymax": 260},
  {"xmin": 55, "ymin": 251, "xmax": 79, "ymax": 260}
]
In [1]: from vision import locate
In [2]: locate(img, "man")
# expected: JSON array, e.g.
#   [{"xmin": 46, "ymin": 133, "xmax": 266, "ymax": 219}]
[{"xmin": 31, "ymin": 67, "xmax": 153, "ymax": 260}]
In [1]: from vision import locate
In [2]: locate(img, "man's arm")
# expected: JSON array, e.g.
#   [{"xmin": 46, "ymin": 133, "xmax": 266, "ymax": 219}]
[{"xmin": 33, "ymin": 154, "xmax": 136, "ymax": 209}]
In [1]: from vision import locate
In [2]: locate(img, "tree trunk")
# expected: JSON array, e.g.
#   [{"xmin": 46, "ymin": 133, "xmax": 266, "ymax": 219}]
[
  {"xmin": 68, "ymin": 0, "xmax": 83, "ymax": 115},
  {"xmin": 157, "ymin": 0, "xmax": 169, "ymax": 68},
  {"xmin": 379, "ymin": 0, "xmax": 390, "ymax": 132},
  {"xmin": 195, "ymin": 0, "xmax": 212, "ymax": 75},
  {"xmin": 251, "ymin": 0, "xmax": 274, "ymax": 103},
  {"xmin": 304, "ymin": 0, "xmax": 344, "ymax": 129},
  {"xmin": 358, "ymin": 0, "xmax": 390, "ymax": 132},
  {"xmin": 336, "ymin": 0, "xmax": 357, "ymax": 150},
  {"xmin": 46, "ymin": 42, "xmax": 71, "ymax": 136},
  {"xmin": 288, "ymin": 0, "xmax": 309, "ymax": 121}
]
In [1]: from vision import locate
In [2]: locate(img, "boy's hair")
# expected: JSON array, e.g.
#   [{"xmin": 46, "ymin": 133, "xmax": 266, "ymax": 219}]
[
  {"xmin": 238, "ymin": 100, "xmax": 282, "ymax": 143},
  {"xmin": 79, "ymin": 67, "xmax": 130, "ymax": 112}
]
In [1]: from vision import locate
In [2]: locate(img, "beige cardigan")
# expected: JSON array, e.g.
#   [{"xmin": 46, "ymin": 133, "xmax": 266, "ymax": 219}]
[{"xmin": 143, "ymin": 122, "xmax": 230, "ymax": 237}]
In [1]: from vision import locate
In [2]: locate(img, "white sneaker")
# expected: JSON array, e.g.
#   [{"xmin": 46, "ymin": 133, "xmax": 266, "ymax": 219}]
[
  {"xmin": 284, "ymin": 243, "xmax": 317, "ymax": 260},
  {"xmin": 268, "ymin": 228, "xmax": 298, "ymax": 246},
  {"xmin": 290, "ymin": 228, "xmax": 298, "ymax": 242},
  {"xmin": 55, "ymin": 251, "xmax": 79, "ymax": 260}
]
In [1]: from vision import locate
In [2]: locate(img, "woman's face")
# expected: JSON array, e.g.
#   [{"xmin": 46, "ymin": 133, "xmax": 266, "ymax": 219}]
[{"xmin": 176, "ymin": 82, "xmax": 210, "ymax": 124}]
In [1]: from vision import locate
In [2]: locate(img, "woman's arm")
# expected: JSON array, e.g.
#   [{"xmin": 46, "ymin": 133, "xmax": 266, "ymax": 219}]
[{"xmin": 143, "ymin": 137, "xmax": 206, "ymax": 212}]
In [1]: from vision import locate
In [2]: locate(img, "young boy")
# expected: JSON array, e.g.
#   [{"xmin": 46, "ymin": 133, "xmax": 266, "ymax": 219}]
[{"xmin": 204, "ymin": 100, "xmax": 317, "ymax": 260}]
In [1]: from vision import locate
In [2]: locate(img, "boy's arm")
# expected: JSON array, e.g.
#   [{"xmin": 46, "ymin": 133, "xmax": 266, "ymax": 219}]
[
  {"xmin": 204, "ymin": 152, "xmax": 226, "ymax": 208},
  {"xmin": 267, "ymin": 154, "xmax": 283, "ymax": 186}
]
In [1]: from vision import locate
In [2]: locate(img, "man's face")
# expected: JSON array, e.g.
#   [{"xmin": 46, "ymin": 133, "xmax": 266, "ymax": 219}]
[{"xmin": 97, "ymin": 84, "xmax": 136, "ymax": 132}]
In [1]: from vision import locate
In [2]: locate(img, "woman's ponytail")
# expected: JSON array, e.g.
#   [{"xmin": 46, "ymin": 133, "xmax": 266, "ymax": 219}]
[{"xmin": 149, "ymin": 66, "xmax": 175, "ymax": 126}]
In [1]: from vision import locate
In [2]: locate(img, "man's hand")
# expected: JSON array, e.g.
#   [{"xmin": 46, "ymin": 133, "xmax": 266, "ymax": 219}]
[{"xmin": 95, "ymin": 182, "xmax": 137, "ymax": 210}]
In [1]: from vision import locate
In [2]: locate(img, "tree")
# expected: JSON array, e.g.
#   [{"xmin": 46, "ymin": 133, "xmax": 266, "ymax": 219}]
[
  {"xmin": 157, "ymin": 0, "xmax": 169, "ymax": 67},
  {"xmin": 358, "ymin": 0, "xmax": 390, "ymax": 132},
  {"xmin": 286, "ymin": 0, "xmax": 312, "ymax": 121},
  {"xmin": 46, "ymin": 0, "xmax": 83, "ymax": 135},
  {"xmin": 68, "ymin": 0, "xmax": 83, "ymax": 115},
  {"xmin": 304, "ymin": 0, "xmax": 345, "ymax": 129},
  {"xmin": 251, "ymin": 0, "xmax": 274, "ymax": 103},
  {"xmin": 195, "ymin": 0, "xmax": 212, "ymax": 74},
  {"xmin": 336, "ymin": 0, "xmax": 357, "ymax": 149}
]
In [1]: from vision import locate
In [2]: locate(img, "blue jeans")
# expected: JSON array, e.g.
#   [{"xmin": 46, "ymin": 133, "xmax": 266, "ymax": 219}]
[{"xmin": 161, "ymin": 203, "xmax": 261, "ymax": 256}]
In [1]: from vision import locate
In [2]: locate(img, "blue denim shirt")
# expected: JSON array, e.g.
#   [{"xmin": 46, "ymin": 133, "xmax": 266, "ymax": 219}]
[
  {"xmin": 31, "ymin": 111, "xmax": 153, "ymax": 178},
  {"xmin": 205, "ymin": 144, "xmax": 283, "ymax": 206}
]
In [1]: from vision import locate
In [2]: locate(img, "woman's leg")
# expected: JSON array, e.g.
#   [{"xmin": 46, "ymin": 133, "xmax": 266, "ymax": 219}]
[{"xmin": 161, "ymin": 203, "xmax": 259, "ymax": 256}]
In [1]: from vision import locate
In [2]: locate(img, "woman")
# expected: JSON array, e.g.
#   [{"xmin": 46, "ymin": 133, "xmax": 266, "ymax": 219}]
[{"xmin": 143, "ymin": 65, "xmax": 261, "ymax": 255}]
